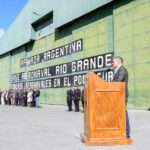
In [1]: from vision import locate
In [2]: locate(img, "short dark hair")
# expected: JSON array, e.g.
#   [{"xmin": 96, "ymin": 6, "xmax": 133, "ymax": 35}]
[{"xmin": 113, "ymin": 56, "xmax": 124, "ymax": 63}]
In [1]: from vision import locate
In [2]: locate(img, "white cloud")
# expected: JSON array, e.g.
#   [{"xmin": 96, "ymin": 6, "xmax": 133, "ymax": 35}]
[{"xmin": 0, "ymin": 28, "xmax": 5, "ymax": 38}]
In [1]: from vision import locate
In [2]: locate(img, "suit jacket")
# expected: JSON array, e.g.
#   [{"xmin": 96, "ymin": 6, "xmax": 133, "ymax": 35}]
[
  {"xmin": 67, "ymin": 89, "xmax": 74, "ymax": 101},
  {"xmin": 113, "ymin": 65, "xmax": 129, "ymax": 100},
  {"xmin": 74, "ymin": 89, "xmax": 81, "ymax": 101}
]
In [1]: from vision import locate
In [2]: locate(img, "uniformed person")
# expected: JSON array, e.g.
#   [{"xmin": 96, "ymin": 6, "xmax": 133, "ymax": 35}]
[
  {"xmin": 22, "ymin": 89, "xmax": 28, "ymax": 107},
  {"xmin": 18, "ymin": 89, "xmax": 24, "ymax": 106},
  {"xmin": 11, "ymin": 89, "xmax": 16, "ymax": 105},
  {"xmin": 1, "ymin": 91, "xmax": 6, "ymax": 105},
  {"xmin": 33, "ymin": 88, "xmax": 40, "ymax": 108},
  {"xmin": 66, "ymin": 89, "xmax": 74, "ymax": 111},
  {"xmin": 15, "ymin": 89, "xmax": 19, "ymax": 106},
  {"xmin": 27, "ymin": 88, "xmax": 34, "ymax": 107},
  {"xmin": 73, "ymin": 88, "xmax": 81, "ymax": 112},
  {"xmin": 8, "ymin": 89, "xmax": 13, "ymax": 105},
  {"xmin": 4, "ymin": 90, "xmax": 9, "ymax": 105}
]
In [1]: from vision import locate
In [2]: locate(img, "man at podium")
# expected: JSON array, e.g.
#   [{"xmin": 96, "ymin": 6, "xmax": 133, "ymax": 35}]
[{"xmin": 112, "ymin": 56, "xmax": 130, "ymax": 138}]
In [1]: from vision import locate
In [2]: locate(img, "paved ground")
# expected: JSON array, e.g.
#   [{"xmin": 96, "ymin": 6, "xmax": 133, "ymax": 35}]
[{"xmin": 0, "ymin": 105, "xmax": 149, "ymax": 150}]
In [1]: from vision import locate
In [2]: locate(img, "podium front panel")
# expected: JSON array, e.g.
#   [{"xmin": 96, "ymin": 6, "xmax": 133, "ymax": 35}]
[{"xmin": 83, "ymin": 72, "xmax": 132, "ymax": 145}]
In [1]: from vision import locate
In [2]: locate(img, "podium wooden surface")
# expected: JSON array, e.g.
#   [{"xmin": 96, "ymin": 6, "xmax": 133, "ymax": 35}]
[{"xmin": 82, "ymin": 72, "xmax": 132, "ymax": 146}]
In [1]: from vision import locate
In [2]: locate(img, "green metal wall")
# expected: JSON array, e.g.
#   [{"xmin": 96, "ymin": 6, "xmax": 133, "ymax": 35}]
[
  {"xmin": 113, "ymin": 0, "xmax": 150, "ymax": 109},
  {"xmin": 0, "ymin": 0, "xmax": 150, "ymax": 109},
  {"xmin": 0, "ymin": 54, "xmax": 11, "ymax": 89},
  {"xmin": 25, "ymin": 4, "xmax": 114, "ymax": 105}
]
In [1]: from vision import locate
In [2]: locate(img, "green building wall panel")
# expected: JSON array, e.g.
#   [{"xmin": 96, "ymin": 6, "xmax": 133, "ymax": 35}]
[
  {"xmin": 0, "ymin": 55, "xmax": 11, "ymax": 90},
  {"xmin": 114, "ymin": 0, "xmax": 150, "ymax": 109}
]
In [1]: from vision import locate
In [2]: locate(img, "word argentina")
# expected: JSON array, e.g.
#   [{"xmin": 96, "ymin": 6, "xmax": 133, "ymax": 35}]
[
  {"xmin": 20, "ymin": 39, "xmax": 83, "ymax": 67},
  {"xmin": 11, "ymin": 53, "xmax": 113, "ymax": 82}
]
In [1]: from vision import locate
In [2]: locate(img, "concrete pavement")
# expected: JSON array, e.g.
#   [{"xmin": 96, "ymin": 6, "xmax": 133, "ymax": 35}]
[{"xmin": 0, "ymin": 105, "xmax": 149, "ymax": 150}]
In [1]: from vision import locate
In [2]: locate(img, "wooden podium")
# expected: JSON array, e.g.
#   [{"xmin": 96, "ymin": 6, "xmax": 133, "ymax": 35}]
[{"xmin": 82, "ymin": 72, "xmax": 132, "ymax": 146}]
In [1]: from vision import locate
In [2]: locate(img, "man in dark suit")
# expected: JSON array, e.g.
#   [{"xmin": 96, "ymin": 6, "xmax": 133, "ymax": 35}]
[
  {"xmin": 112, "ymin": 56, "xmax": 130, "ymax": 138},
  {"xmin": 74, "ymin": 88, "xmax": 81, "ymax": 112},
  {"xmin": 66, "ymin": 89, "xmax": 74, "ymax": 111},
  {"xmin": 22, "ymin": 89, "xmax": 28, "ymax": 107}
]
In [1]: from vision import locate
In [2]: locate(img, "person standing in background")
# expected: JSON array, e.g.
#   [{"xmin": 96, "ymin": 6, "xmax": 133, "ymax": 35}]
[
  {"xmin": 33, "ymin": 87, "xmax": 40, "ymax": 108},
  {"xmin": 5, "ymin": 90, "xmax": 9, "ymax": 105},
  {"xmin": 27, "ymin": 88, "xmax": 33, "ymax": 107},
  {"xmin": 74, "ymin": 88, "xmax": 81, "ymax": 112},
  {"xmin": 8, "ymin": 89, "xmax": 12, "ymax": 105},
  {"xmin": 15, "ymin": 89, "xmax": 19, "ymax": 106},
  {"xmin": 66, "ymin": 88, "xmax": 74, "ymax": 111},
  {"xmin": 22, "ymin": 89, "xmax": 28, "ymax": 107},
  {"xmin": 18, "ymin": 88, "xmax": 24, "ymax": 106},
  {"xmin": 1, "ymin": 90, "xmax": 6, "ymax": 105},
  {"xmin": 11, "ymin": 89, "xmax": 16, "ymax": 105}
]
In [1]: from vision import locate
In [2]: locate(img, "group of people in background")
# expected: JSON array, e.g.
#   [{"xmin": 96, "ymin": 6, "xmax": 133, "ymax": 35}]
[
  {"xmin": 0, "ymin": 88, "xmax": 40, "ymax": 108},
  {"xmin": 66, "ymin": 88, "xmax": 84, "ymax": 112}
]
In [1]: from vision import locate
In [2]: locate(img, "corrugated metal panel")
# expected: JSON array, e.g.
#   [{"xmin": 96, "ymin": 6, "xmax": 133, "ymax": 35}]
[
  {"xmin": 0, "ymin": 0, "xmax": 113, "ymax": 55},
  {"xmin": 55, "ymin": 0, "xmax": 113, "ymax": 28}
]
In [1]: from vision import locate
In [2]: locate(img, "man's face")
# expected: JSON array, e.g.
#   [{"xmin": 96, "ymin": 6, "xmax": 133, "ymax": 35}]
[{"xmin": 112, "ymin": 58, "xmax": 120, "ymax": 68}]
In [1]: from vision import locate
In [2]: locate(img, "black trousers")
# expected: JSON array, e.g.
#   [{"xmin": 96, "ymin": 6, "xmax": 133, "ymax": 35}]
[
  {"xmin": 67, "ymin": 98, "xmax": 72, "ymax": 111},
  {"xmin": 74, "ymin": 99, "xmax": 80, "ymax": 112},
  {"xmin": 126, "ymin": 111, "xmax": 131, "ymax": 138},
  {"xmin": 22, "ymin": 99, "xmax": 27, "ymax": 107},
  {"xmin": 31, "ymin": 100, "xmax": 36, "ymax": 107},
  {"xmin": 15, "ymin": 98, "xmax": 19, "ymax": 106},
  {"xmin": 18, "ymin": 98, "xmax": 24, "ymax": 106},
  {"xmin": 126, "ymin": 97, "xmax": 131, "ymax": 138},
  {"xmin": 8, "ymin": 98, "xmax": 11, "ymax": 105}
]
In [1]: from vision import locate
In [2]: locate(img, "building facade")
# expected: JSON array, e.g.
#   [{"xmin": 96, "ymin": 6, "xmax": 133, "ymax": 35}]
[{"xmin": 0, "ymin": 0, "xmax": 150, "ymax": 109}]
